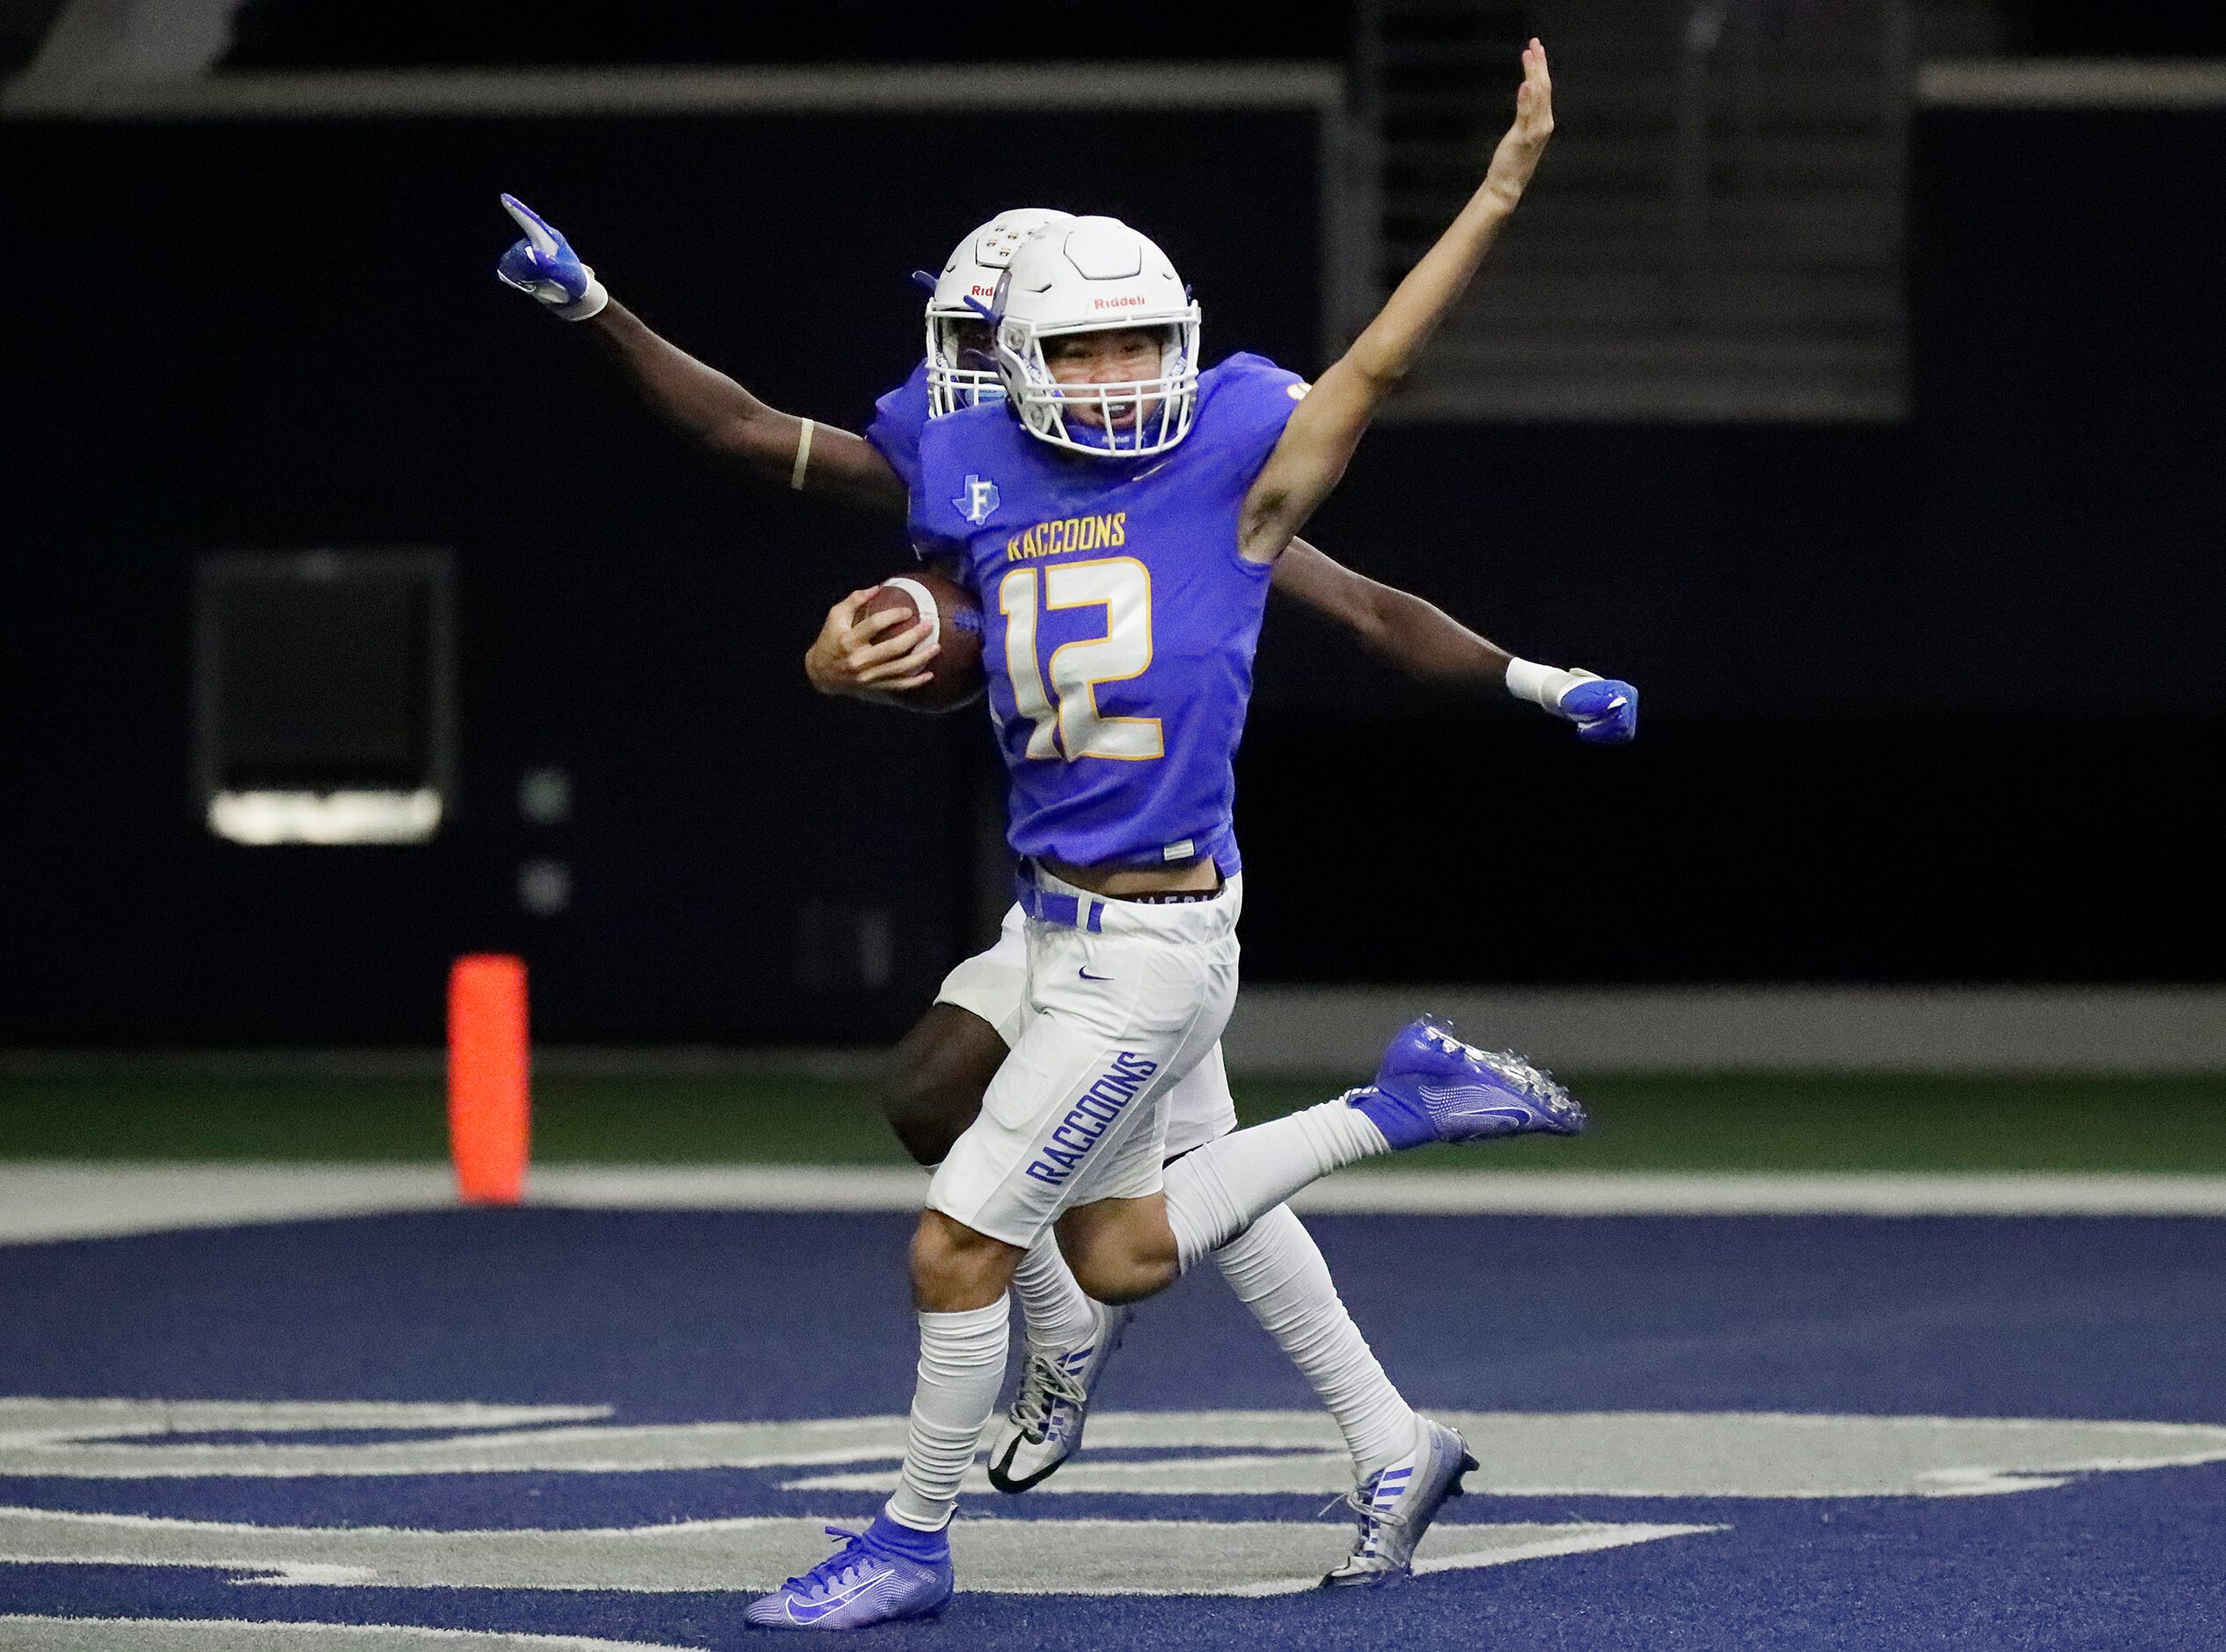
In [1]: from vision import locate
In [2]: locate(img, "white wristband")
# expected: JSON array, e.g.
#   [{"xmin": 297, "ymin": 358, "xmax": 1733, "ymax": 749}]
[
  {"xmin": 1505, "ymin": 657, "xmax": 1594, "ymax": 713},
  {"xmin": 552, "ymin": 274, "xmax": 609, "ymax": 321}
]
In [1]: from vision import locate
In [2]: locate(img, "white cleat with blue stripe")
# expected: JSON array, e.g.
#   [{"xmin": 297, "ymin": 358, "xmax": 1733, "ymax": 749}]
[
  {"xmin": 986, "ymin": 1300, "xmax": 1131, "ymax": 1492},
  {"xmin": 1321, "ymin": 1416, "xmax": 1479, "ymax": 1588}
]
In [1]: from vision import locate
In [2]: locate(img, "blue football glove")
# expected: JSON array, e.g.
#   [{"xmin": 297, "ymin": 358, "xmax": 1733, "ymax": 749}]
[
  {"xmin": 494, "ymin": 194, "xmax": 608, "ymax": 320},
  {"xmin": 1559, "ymin": 676, "xmax": 1639, "ymax": 745}
]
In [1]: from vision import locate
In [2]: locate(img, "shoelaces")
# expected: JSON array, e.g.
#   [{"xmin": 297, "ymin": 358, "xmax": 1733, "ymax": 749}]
[
  {"xmin": 1011, "ymin": 1352, "xmax": 1091, "ymax": 1443},
  {"xmin": 1322, "ymin": 1474, "xmax": 1414, "ymax": 1561},
  {"xmin": 780, "ymin": 1525, "xmax": 881, "ymax": 1597}
]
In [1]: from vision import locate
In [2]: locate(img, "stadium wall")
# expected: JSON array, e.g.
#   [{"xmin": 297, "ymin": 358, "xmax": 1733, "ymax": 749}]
[
  {"xmin": 1241, "ymin": 89, "xmax": 2224, "ymax": 988},
  {"xmin": 0, "ymin": 80, "xmax": 2218, "ymax": 1046},
  {"xmin": 0, "ymin": 84, "xmax": 1325, "ymax": 1046}
]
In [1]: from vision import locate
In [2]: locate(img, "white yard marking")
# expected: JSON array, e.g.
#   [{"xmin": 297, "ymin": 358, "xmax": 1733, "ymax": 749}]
[
  {"xmin": 3, "ymin": 1399, "xmax": 2222, "ymax": 1608},
  {"xmin": 6, "ymin": 1400, "xmax": 2226, "ymax": 1499},
  {"xmin": 11, "ymin": 1163, "xmax": 2226, "ymax": 1246},
  {"xmin": 0, "ymin": 1166, "xmax": 458, "ymax": 1243},
  {"xmin": 0, "ymin": 1401, "xmax": 909, "ymax": 1480},
  {"xmin": 0, "ymin": 1505, "xmax": 1707, "ymax": 1597},
  {"xmin": 1298, "ymin": 1171, "xmax": 2226, "ymax": 1217},
  {"xmin": 0, "ymin": 1399, "xmax": 611, "ymax": 1444},
  {"xmin": 780, "ymin": 1409, "xmax": 2226, "ymax": 1501},
  {"xmin": 0, "ymin": 1615, "xmax": 693, "ymax": 1650}
]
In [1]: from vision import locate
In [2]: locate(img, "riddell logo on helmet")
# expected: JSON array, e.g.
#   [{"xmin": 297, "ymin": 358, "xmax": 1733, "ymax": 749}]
[
  {"xmin": 1092, "ymin": 296, "xmax": 1147, "ymax": 310},
  {"xmin": 970, "ymin": 284, "xmax": 996, "ymax": 297}
]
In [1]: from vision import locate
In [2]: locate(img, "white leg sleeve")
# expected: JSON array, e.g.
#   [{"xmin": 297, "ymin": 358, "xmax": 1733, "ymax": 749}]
[
  {"xmin": 1212, "ymin": 1203, "xmax": 1417, "ymax": 1481},
  {"xmin": 883, "ymin": 1297, "xmax": 1009, "ymax": 1532},
  {"xmin": 1012, "ymin": 1230, "xmax": 1098, "ymax": 1354},
  {"xmin": 1163, "ymin": 1099, "xmax": 1389, "ymax": 1269}
]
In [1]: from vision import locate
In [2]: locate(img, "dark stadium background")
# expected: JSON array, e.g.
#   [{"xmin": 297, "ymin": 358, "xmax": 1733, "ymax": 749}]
[
  {"xmin": 1, "ymin": 2, "xmax": 2220, "ymax": 1048},
  {"xmin": 6, "ymin": 10, "xmax": 2226, "ymax": 1647}
]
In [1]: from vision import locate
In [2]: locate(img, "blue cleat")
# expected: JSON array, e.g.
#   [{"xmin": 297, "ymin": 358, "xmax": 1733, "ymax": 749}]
[
  {"xmin": 743, "ymin": 1516, "xmax": 953, "ymax": 1631},
  {"xmin": 1322, "ymin": 1417, "xmax": 1479, "ymax": 1587},
  {"xmin": 1353, "ymin": 1017, "xmax": 1586, "ymax": 1149}
]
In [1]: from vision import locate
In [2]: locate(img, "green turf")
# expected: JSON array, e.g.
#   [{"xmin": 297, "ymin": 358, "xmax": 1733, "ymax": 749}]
[{"xmin": 2, "ymin": 1071, "xmax": 2222, "ymax": 1173}]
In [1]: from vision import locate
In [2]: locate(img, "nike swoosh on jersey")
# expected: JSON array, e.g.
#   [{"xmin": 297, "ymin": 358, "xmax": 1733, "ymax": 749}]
[{"xmin": 1078, "ymin": 968, "xmax": 1114, "ymax": 982}]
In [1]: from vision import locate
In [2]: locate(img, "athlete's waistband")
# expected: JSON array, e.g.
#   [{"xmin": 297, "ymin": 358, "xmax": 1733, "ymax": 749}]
[{"xmin": 1015, "ymin": 863, "xmax": 1241, "ymax": 935}]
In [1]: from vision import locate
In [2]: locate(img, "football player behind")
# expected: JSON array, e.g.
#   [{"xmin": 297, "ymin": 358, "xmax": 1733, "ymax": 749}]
[{"xmin": 494, "ymin": 201, "xmax": 1635, "ymax": 1587}]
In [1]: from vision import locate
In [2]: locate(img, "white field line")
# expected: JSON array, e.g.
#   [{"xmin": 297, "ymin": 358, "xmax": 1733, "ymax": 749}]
[
  {"xmin": 1297, "ymin": 1171, "xmax": 2226, "ymax": 1217},
  {"xmin": 0, "ymin": 1166, "xmax": 458, "ymax": 1245},
  {"xmin": 0, "ymin": 1614, "xmax": 695, "ymax": 1650},
  {"xmin": 7, "ymin": 1164, "xmax": 2226, "ymax": 1244}
]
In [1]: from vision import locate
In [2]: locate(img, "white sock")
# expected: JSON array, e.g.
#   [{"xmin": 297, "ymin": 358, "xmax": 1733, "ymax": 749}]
[
  {"xmin": 1012, "ymin": 1232, "xmax": 1098, "ymax": 1353},
  {"xmin": 884, "ymin": 1297, "xmax": 1008, "ymax": 1531},
  {"xmin": 1213, "ymin": 1203, "xmax": 1419, "ymax": 1481},
  {"xmin": 1164, "ymin": 1098, "xmax": 1389, "ymax": 1269}
]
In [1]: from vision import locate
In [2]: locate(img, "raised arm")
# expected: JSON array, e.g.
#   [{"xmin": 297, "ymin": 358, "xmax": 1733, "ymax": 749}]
[
  {"xmin": 1238, "ymin": 41, "xmax": 1555, "ymax": 564},
  {"xmin": 1271, "ymin": 539, "xmax": 1638, "ymax": 742},
  {"xmin": 494, "ymin": 196, "xmax": 907, "ymax": 517}
]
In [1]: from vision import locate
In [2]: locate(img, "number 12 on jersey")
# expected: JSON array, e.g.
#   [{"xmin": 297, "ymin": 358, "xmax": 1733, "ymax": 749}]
[{"xmin": 997, "ymin": 557, "xmax": 1163, "ymax": 763}]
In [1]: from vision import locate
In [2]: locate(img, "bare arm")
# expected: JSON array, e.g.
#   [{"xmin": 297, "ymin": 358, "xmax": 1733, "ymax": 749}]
[
  {"xmin": 1239, "ymin": 40, "xmax": 1555, "ymax": 564},
  {"xmin": 1271, "ymin": 540, "xmax": 1509, "ymax": 691},
  {"xmin": 586, "ymin": 301, "xmax": 909, "ymax": 517},
  {"xmin": 1271, "ymin": 539, "xmax": 1641, "ymax": 742}
]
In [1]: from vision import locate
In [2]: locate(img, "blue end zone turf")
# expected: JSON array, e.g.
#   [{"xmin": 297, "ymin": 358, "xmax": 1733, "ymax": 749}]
[{"xmin": 4, "ymin": 1210, "xmax": 2225, "ymax": 1648}]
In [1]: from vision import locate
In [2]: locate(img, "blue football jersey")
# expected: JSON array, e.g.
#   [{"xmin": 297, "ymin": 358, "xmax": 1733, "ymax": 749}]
[
  {"xmin": 864, "ymin": 362, "xmax": 933, "ymax": 496},
  {"xmin": 911, "ymin": 353, "xmax": 1307, "ymax": 874}
]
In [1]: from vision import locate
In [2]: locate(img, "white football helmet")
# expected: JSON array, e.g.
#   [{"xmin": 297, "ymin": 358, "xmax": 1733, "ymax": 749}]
[
  {"xmin": 924, "ymin": 208, "xmax": 1078, "ymax": 417},
  {"xmin": 991, "ymin": 216, "xmax": 1201, "ymax": 458}
]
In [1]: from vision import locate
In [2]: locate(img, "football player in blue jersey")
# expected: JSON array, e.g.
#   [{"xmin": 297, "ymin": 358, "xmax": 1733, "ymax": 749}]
[
  {"xmin": 495, "ymin": 208, "xmax": 1634, "ymax": 1581},
  {"xmin": 494, "ymin": 44, "xmax": 1634, "ymax": 1624},
  {"xmin": 773, "ymin": 41, "xmax": 1601, "ymax": 1626}
]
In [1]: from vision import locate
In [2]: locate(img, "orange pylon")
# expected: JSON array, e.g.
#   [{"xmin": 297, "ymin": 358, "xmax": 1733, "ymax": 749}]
[{"xmin": 447, "ymin": 954, "xmax": 531, "ymax": 1205}]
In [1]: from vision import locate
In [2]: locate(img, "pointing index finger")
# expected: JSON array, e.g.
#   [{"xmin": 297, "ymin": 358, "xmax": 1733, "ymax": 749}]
[{"xmin": 501, "ymin": 194, "xmax": 560, "ymax": 257}]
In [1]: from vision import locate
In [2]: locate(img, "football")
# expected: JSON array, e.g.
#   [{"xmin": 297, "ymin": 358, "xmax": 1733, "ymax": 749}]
[{"xmin": 858, "ymin": 568, "xmax": 985, "ymax": 712}]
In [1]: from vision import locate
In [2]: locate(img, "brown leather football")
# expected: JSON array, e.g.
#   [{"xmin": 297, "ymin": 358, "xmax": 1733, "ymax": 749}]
[{"xmin": 857, "ymin": 568, "xmax": 985, "ymax": 712}]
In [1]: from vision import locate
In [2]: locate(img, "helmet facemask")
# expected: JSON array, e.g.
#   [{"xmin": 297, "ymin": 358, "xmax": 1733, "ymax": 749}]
[
  {"xmin": 993, "ymin": 313, "xmax": 1200, "ymax": 458},
  {"xmin": 925, "ymin": 311, "xmax": 1004, "ymax": 417}
]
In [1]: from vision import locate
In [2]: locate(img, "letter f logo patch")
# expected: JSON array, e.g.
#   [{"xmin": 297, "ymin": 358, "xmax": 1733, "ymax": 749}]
[{"xmin": 956, "ymin": 475, "xmax": 1000, "ymax": 525}]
